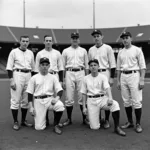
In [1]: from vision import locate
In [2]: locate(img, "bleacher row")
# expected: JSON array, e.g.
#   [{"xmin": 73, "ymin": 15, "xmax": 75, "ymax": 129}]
[{"xmin": 0, "ymin": 25, "xmax": 150, "ymax": 77}]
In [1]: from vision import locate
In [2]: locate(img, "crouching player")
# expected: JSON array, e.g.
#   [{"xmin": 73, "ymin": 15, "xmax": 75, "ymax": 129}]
[
  {"xmin": 26, "ymin": 57, "xmax": 65, "ymax": 135},
  {"xmin": 80, "ymin": 59, "xmax": 126, "ymax": 136}
]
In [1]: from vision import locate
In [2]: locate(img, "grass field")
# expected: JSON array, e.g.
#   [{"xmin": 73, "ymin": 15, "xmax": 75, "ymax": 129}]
[{"xmin": 0, "ymin": 79, "xmax": 150, "ymax": 150}]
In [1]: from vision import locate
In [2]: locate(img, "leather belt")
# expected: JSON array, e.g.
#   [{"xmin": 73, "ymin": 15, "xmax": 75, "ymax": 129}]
[
  {"xmin": 34, "ymin": 95, "xmax": 52, "ymax": 99},
  {"xmin": 49, "ymin": 71, "xmax": 57, "ymax": 75},
  {"xmin": 121, "ymin": 70, "xmax": 137, "ymax": 74},
  {"xmin": 98, "ymin": 69, "xmax": 106, "ymax": 72},
  {"xmin": 15, "ymin": 69, "xmax": 31, "ymax": 73},
  {"xmin": 88, "ymin": 94, "xmax": 104, "ymax": 98},
  {"xmin": 66, "ymin": 68, "xmax": 84, "ymax": 72}
]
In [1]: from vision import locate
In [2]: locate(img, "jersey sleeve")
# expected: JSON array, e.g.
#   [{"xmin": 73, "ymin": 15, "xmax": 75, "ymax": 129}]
[
  {"xmin": 102, "ymin": 75, "xmax": 110, "ymax": 90},
  {"xmin": 137, "ymin": 48, "xmax": 146, "ymax": 69},
  {"xmin": 88, "ymin": 48, "xmax": 92, "ymax": 61},
  {"xmin": 26, "ymin": 76, "xmax": 35, "ymax": 94},
  {"xmin": 80, "ymin": 77, "xmax": 87, "ymax": 94},
  {"xmin": 35, "ymin": 52, "xmax": 41, "ymax": 72},
  {"xmin": 31, "ymin": 51, "xmax": 35, "ymax": 72},
  {"xmin": 53, "ymin": 76, "xmax": 63, "ymax": 93},
  {"xmin": 84, "ymin": 49, "xmax": 89, "ymax": 69},
  {"xmin": 116, "ymin": 50, "xmax": 121, "ymax": 70},
  {"xmin": 62, "ymin": 50, "xmax": 67, "ymax": 69},
  {"xmin": 6, "ymin": 50, "xmax": 15, "ymax": 71},
  {"xmin": 108, "ymin": 47, "xmax": 116, "ymax": 68}
]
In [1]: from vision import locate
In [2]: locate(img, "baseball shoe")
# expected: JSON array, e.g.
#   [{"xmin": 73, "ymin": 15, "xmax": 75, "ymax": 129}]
[
  {"xmin": 83, "ymin": 118, "xmax": 90, "ymax": 126},
  {"xmin": 121, "ymin": 122, "xmax": 134, "ymax": 129},
  {"xmin": 114, "ymin": 127, "xmax": 126, "ymax": 136},
  {"xmin": 103, "ymin": 120, "xmax": 110, "ymax": 129},
  {"xmin": 135, "ymin": 124, "xmax": 143, "ymax": 133},
  {"xmin": 58, "ymin": 123, "xmax": 63, "ymax": 128},
  {"xmin": 63, "ymin": 119, "xmax": 72, "ymax": 126},
  {"xmin": 21, "ymin": 120, "xmax": 33, "ymax": 127},
  {"xmin": 53, "ymin": 125, "xmax": 62, "ymax": 135},
  {"xmin": 13, "ymin": 122, "xmax": 20, "ymax": 131}
]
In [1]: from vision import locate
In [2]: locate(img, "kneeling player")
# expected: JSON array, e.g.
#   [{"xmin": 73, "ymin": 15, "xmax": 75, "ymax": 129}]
[
  {"xmin": 26, "ymin": 57, "xmax": 65, "ymax": 135},
  {"xmin": 80, "ymin": 59, "xmax": 126, "ymax": 136}
]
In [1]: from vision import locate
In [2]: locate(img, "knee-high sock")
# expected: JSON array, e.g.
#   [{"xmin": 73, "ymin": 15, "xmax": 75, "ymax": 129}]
[
  {"xmin": 66, "ymin": 106, "xmax": 73, "ymax": 121},
  {"xmin": 112, "ymin": 110, "xmax": 120, "ymax": 129},
  {"xmin": 21, "ymin": 108, "xmax": 28, "ymax": 122},
  {"xmin": 125, "ymin": 106, "xmax": 133, "ymax": 123},
  {"xmin": 54, "ymin": 111, "xmax": 63, "ymax": 126},
  {"xmin": 11, "ymin": 109, "xmax": 18, "ymax": 123},
  {"xmin": 135, "ymin": 108, "xmax": 142, "ymax": 125},
  {"xmin": 105, "ymin": 110, "xmax": 110, "ymax": 121},
  {"xmin": 80, "ymin": 105, "xmax": 86, "ymax": 121}
]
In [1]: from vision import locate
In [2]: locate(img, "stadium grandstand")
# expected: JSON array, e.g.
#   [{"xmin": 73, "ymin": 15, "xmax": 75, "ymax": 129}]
[{"xmin": 0, "ymin": 25, "xmax": 150, "ymax": 77}]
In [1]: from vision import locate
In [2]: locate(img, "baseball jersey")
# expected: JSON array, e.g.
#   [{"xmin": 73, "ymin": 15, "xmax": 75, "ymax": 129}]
[
  {"xmin": 35, "ymin": 49, "xmax": 64, "ymax": 72},
  {"xmin": 62, "ymin": 46, "xmax": 89, "ymax": 69},
  {"xmin": 117, "ymin": 45, "xmax": 146, "ymax": 71},
  {"xmin": 88, "ymin": 44, "xmax": 116, "ymax": 69},
  {"xmin": 6, "ymin": 48, "xmax": 35, "ymax": 71},
  {"xmin": 80, "ymin": 73, "xmax": 110, "ymax": 96},
  {"xmin": 26, "ymin": 73, "xmax": 63, "ymax": 96}
]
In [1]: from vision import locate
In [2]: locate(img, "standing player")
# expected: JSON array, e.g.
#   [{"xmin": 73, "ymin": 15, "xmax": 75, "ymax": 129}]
[
  {"xmin": 62, "ymin": 32, "xmax": 89, "ymax": 126},
  {"xmin": 81, "ymin": 59, "xmax": 126, "ymax": 136},
  {"xmin": 117, "ymin": 32, "xmax": 146, "ymax": 133},
  {"xmin": 35, "ymin": 35, "xmax": 64, "ymax": 126},
  {"xmin": 88, "ymin": 29, "xmax": 116, "ymax": 129},
  {"xmin": 27, "ymin": 57, "xmax": 64, "ymax": 134},
  {"xmin": 6, "ymin": 35, "xmax": 35, "ymax": 130}
]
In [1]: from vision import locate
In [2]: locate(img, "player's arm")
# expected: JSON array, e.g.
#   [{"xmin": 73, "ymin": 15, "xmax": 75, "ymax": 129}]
[
  {"xmin": 84, "ymin": 49, "xmax": 89, "ymax": 75},
  {"xmin": 62, "ymin": 51, "xmax": 67, "ymax": 89},
  {"xmin": 28, "ymin": 93, "xmax": 35, "ymax": 116},
  {"xmin": 31, "ymin": 51, "xmax": 36, "ymax": 76},
  {"xmin": 116, "ymin": 51, "xmax": 121, "ymax": 90},
  {"xmin": 35, "ymin": 52, "xmax": 40, "ymax": 73},
  {"xmin": 57, "ymin": 53, "xmax": 64, "ymax": 82}
]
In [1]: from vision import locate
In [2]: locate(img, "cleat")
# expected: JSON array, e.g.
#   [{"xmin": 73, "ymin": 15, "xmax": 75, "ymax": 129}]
[
  {"xmin": 13, "ymin": 122, "xmax": 20, "ymax": 131},
  {"xmin": 115, "ymin": 127, "xmax": 126, "ymax": 136},
  {"xmin": 83, "ymin": 118, "xmax": 90, "ymax": 126},
  {"xmin": 121, "ymin": 122, "xmax": 134, "ymax": 129},
  {"xmin": 21, "ymin": 120, "xmax": 33, "ymax": 127},
  {"xmin": 53, "ymin": 125, "xmax": 62, "ymax": 135},
  {"xmin": 63, "ymin": 119, "xmax": 72, "ymax": 126},
  {"xmin": 135, "ymin": 124, "xmax": 143, "ymax": 133},
  {"xmin": 103, "ymin": 120, "xmax": 110, "ymax": 129}
]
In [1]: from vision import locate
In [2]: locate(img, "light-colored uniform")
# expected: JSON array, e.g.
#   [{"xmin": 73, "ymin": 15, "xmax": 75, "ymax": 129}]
[
  {"xmin": 26, "ymin": 73, "xmax": 65, "ymax": 130},
  {"xmin": 35, "ymin": 49, "xmax": 64, "ymax": 79},
  {"xmin": 88, "ymin": 44, "xmax": 116, "ymax": 79},
  {"xmin": 117, "ymin": 45, "xmax": 146, "ymax": 108},
  {"xmin": 6, "ymin": 48, "xmax": 35, "ymax": 109},
  {"xmin": 80, "ymin": 73, "xmax": 120, "ymax": 129},
  {"xmin": 62, "ymin": 46, "xmax": 89, "ymax": 106}
]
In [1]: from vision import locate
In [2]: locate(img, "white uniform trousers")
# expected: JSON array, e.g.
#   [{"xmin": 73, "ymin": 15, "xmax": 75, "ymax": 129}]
[
  {"xmin": 10, "ymin": 71, "xmax": 31, "ymax": 109},
  {"xmin": 87, "ymin": 96, "xmax": 120, "ymax": 130},
  {"xmin": 34, "ymin": 97, "xmax": 65, "ymax": 130},
  {"xmin": 65, "ymin": 70, "xmax": 85, "ymax": 106},
  {"xmin": 120, "ymin": 71, "xmax": 142, "ymax": 109}
]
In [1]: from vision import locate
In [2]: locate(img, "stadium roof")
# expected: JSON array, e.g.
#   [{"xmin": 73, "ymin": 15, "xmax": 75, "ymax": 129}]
[{"xmin": 0, "ymin": 25, "xmax": 150, "ymax": 44}]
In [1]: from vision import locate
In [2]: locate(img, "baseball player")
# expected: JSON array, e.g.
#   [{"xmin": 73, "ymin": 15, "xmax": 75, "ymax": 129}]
[
  {"xmin": 117, "ymin": 31, "xmax": 146, "ymax": 133},
  {"xmin": 80, "ymin": 59, "xmax": 126, "ymax": 136},
  {"xmin": 62, "ymin": 32, "xmax": 89, "ymax": 126},
  {"xmin": 35, "ymin": 35, "xmax": 64, "ymax": 126},
  {"xmin": 27, "ymin": 57, "xmax": 65, "ymax": 134},
  {"xmin": 88, "ymin": 29, "xmax": 116, "ymax": 129},
  {"xmin": 6, "ymin": 35, "xmax": 35, "ymax": 130}
]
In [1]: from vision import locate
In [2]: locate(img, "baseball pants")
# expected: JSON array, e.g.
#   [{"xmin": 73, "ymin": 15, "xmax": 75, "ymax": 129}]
[
  {"xmin": 10, "ymin": 71, "xmax": 31, "ymax": 109},
  {"xmin": 120, "ymin": 71, "xmax": 142, "ymax": 109},
  {"xmin": 87, "ymin": 96, "xmax": 120, "ymax": 129},
  {"xmin": 34, "ymin": 97, "xmax": 65, "ymax": 130},
  {"xmin": 65, "ymin": 70, "xmax": 85, "ymax": 106}
]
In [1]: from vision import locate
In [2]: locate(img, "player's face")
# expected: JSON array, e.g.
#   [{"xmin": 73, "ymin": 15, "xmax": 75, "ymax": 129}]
[
  {"xmin": 71, "ymin": 37, "xmax": 80, "ymax": 46},
  {"xmin": 89, "ymin": 62, "xmax": 99, "ymax": 73},
  {"xmin": 44, "ymin": 37, "xmax": 53, "ymax": 48},
  {"xmin": 121, "ymin": 36, "xmax": 132, "ymax": 47},
  {"xmin": 39, "ymin": 63, "xmax": 50, "ymax": 74},
  {"xmin": 20, "ymin": 37, "xmax": 29, "ymax": 50},
  {"xmin": 93, "ymin": 34, "xmax": 103, "ymax": 44}
]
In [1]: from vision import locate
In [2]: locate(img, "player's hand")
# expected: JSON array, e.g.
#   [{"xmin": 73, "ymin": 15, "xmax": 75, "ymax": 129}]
[
  {"xmin": 107, "ymin": 99, "xmax": 113, "ymax": 106},
  {"xmin": 117, "ymin": 81, "xmax": 121, "ymax": 90},
  {"xmin": 109, "ymin": 78, "xmax": 114, "ymax": 87},
  {"xmin": 51, "ymin": 97, "xmax": 59, "ymax": 105},
  {"xmin": 139, "ymin": 79, "xmax": 145, "ymax": 90},
  {"xmin": 83, "ymin": 107, "xmax": 87, "ymax": 115},
  {"xmin": 62, "ymin": 81, "xmax": 66, "ymax": 90},
  {"xmin": 10, "ymin": 78, "xmax": 16, "ymax": 90},
  {"xmin": 29, "ymin": 107, "xmax": 35, "ymax": 117}
]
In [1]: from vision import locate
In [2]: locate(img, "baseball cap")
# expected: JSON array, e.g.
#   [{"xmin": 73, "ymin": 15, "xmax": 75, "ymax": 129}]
[
  {"xmin": 91, "ymin": 29, "xmax": 102, "ymax": 36},
  {"xmin": 88, "ymin": 59, "xmax": 99, "ymax": 65},
  {"xmin": 40, "ymin": 57, "xmax": 50, "ymax": 64},
  {"xmin": 71, "ymin": 32, "xmax": 79, "ymax": 38},
  {"xmin": 120, "ymin": 31, "xmax": 132, "ymax": 38}
]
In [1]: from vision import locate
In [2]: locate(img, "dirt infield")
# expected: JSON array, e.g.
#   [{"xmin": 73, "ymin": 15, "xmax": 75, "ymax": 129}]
[{"xmin": 0, "ymin": 80, "xmax": 150, "ymax": 150}]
